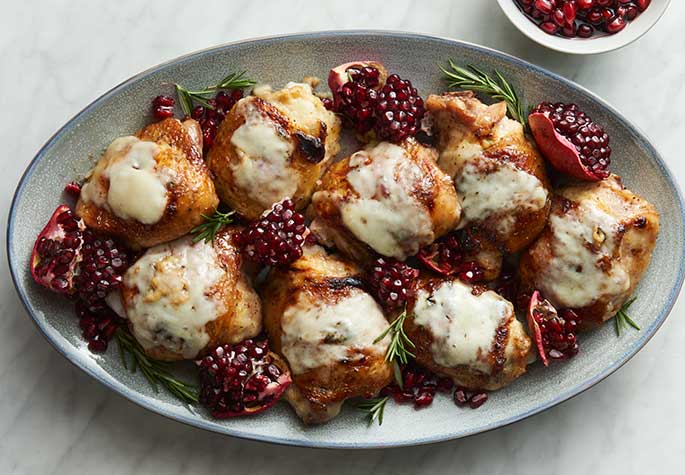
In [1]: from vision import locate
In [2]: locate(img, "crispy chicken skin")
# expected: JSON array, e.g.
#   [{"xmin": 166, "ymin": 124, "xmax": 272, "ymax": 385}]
[
  {"xmin": 261, "ymin": 245, "xmax": 393, "ymax": 424},
  {"xmin": 120, "ymin": 226, "xmax": 261, "ymax": 361},
  {"xmin": 309, "ymin": 138, "xmax": 461, "ymax": 264},
  {"xmin": 404, "ymin": 276, "xmax": 532, "ymax": 391},
  {"xmin": 519, "ymin": 175, "xmax": 659, "ymax": 328},
  {"xmin": 207, "ymin": 83, "xmax": 341, "ymax": 220},
  {"xmin": 76, "ymin": 118, "xmax": 219, "ymax": 250},
  {"xmin": 427, "ymin": 91, "xmax": 551, "ymax": 254}
]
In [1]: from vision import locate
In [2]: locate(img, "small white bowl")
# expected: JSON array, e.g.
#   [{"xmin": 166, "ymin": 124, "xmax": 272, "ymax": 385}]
[{"xmin": 496, "ymin": 0, "xmax": 671, "ymax": 54}]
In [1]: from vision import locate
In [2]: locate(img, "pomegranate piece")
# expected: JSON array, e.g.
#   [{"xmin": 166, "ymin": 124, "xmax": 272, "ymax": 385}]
[
  {"xmin": 380, "ymin": 363, "xmax": 453, "ymax": 409},
  {"xmin": 64, "ymin": 181, "xmax": 82, "ymax": 198},
  {"xmin": 454, "ymin": 387, "xmax": 489, "ymax": 409},
  {"xmin": 196, "ymin": 338, "xmax": 292, "ymax": 418},
  {"xmin": 31, "ymin": 205, "xmax": 86, "ymax": 295},
  {"xmin": 527, "ymin": 290, "xmax": 581, "ymax": 365},
  {"xmin": 328, "ymin": 61, "xmax": 387, "ymax": 135},
  {"xmin": 417, "ymin": 230, "xmax": 484, "ymax": 282},
  {"xmin": 373, "ymin": 74, "xmax": 425, "ymax": 143},
  {"xmin": 369, "ymin": 257, "xmax": 419, "ymax": 310},
  {"xmin": 526, "ymin": 290, "xmax": 551, "ymax": 366},
  {"xmin": 74, "ymin": 231, "xmax": 130, "ymax": 305},
  {"xmin": 151, "ymin": 95, "xmax": 175, "ymax": 120},
  {"xmin": 529, "ymin": 102, "xmax": 611, "ymax": 181},
  {"xmin": 327, "ymin": 60, "xmax": 387, "ymax": 95},
  {"xmin": 76, "ymin": 300, "xmax": 123, "ymax": 353},
  {"xmin": 239, "ymin": 198, "xmax": 308, "ymax": 267}
]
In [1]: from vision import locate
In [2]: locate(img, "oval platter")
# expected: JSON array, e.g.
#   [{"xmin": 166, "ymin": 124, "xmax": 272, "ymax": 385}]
[{"xmin": 7, "ymin": 31, "xmax": 685, "ymax": 448}]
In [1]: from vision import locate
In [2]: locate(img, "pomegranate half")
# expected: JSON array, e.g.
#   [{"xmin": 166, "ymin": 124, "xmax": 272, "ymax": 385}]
[
  {"xmin": 197, "ymin": 338, "xmax": 292, "ymax": 418},
  {"xmin": 31, "ymin": 205, "xmax": 85, "ymax": 295}
]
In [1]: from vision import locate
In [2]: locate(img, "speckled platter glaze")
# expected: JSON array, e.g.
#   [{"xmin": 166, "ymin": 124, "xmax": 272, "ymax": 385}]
[{"xmin": 7, "ymin": 31, "xmax": 685, "ymax": 448}]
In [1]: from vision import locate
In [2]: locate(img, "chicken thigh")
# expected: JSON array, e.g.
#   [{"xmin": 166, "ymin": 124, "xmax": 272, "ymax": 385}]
[
  {"xmin": 207, "ymin": 82, "xmax": 341, "ymax": 220},
  {"xmin": 519, "ymin": 174, "xmax": 659, "ymax": 328},
  {"xmin": 261, "ymin": 245, "xmax": 393, "ymax": 424},
  {"xmin": 427, "ymin": 91, "xmax": 551, "ymax": 254},
  {"xmin": 309, "ymin": 138, "xmax": 461, "ymax": 263},
  {"xmin": 76, "ymin": 118, "xmax": 219, "ymax": 249},
  {"xmin": 405, "ymin": 276, "xmax": 532, "ymax": 390},
  {"xmin": 119, "ymin": 226, "xmax": 261, "ymax": 361}
]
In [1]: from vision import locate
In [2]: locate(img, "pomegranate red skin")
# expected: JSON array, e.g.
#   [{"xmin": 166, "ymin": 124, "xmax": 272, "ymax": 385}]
[
  {"xmin": 327, "ymin": 60, "xmax": 387, "ymax": 93},
  {"xmin": 529, "ymin": 111, "xmax": 601, "ymax": 181},
  {"xmin": 526, "ymin": 290, "xmax": 550, "ymax": 366},
  {"xmin": 30, "ymin": 205, "xmax": 85, "ymax": 295}
]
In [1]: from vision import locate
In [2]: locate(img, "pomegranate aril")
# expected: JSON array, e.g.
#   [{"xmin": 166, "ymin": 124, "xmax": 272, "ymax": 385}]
[
  {"xmin": 605, "ymin": 15, "xmax": 627, "ymax": 32},
  {"xmin": 151, "ymin": 95, "xmax": 175, "ymax": 120},
  {"xmin": 454, "ymin": 386, "xmax": 488, "ymax": 409}
]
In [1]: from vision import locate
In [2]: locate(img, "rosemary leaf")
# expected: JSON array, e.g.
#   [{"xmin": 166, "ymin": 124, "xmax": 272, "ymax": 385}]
[
  {"xmin": 358, "ymin": 396, "xmax": 389, "ymax": 426},
  {"xmin": 191, "ymin": 209, "xmax": 236, "ymax": 244},
  {"xmin": 174, "ymin": 71, "xmax": 256, "ymax": 116},
  {"xmin": 114, "ymin": 330, "xmax": 199, "ymax": 404},
  {"xmin": 374, "ymin": 308, "xmax": 415, "ymax": 386},
  {"xmin": 440, "ymin": 61, "xmax": 527, "ymax": 128},
  {"xmin": 615, "ymin": 297, "xmax": 640, "ymax": 337}
]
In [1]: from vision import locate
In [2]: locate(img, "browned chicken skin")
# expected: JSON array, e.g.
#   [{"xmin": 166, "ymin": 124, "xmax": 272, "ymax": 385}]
[
  {"xmin": 404, "ymin": 276, "xmax": 532, "ymax": 391},
  {"xmin": 207, "ymin": 83, "xmax": 341, "ymax": 220},
  {"xmin": 427, "ymin": 91, "xmax": 551, "ymax": 259},
  {"xmin": 76, "ymin": 118, "xmax": 219, "ymax": 249},
  {"xmin": 119, "ymin": 226, "xmax": 261, "ymax": 361},
  {"xmin": 309, "ymin": 138, "xmax": 461, "ymax": 264},
  {"xmin": 261, "ymin": 245, "xmax": 393, "ymax": 424},
  {"xmin": 519, "ymin": 175, "xmax": 659, "ymax": 328}
]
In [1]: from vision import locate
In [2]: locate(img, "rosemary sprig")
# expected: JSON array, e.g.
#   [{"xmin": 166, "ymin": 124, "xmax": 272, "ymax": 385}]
[
  {"xmin": 175, "ymin": 71, "xmax": 256, "ymax": 116},
  {"xmin": 191, "ymin": 209, "xmax": 236, "ymax": 244},
  {"xmin": 374, "ymin": 308, "xmax": 415, "ymax": 387},
  {"xmin": 358, "ymin": 396, "xmax": 389, "ymax": 426},
  {"xmin": 440, "ymin": 61, "xmax": 527, "ymax": 127},
  {"xmin": 615, "ymin": 297, "xmax": 640, "ymax": 337},
  {"xmin": 114, "ymin": 329, "xmax": 199, "ymax": 404}
]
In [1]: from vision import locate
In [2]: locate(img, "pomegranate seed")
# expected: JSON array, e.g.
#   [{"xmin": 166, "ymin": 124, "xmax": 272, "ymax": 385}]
[
  {"xmin": 151, "ymin": 95, "xmax": 175, "ymax": 120},
  {"xmin": 605, "ymin": 15, "xmax": 627, "ymax": 33},
  {"xmin": 535, "ymin": 0, "xmax": 555, "ymax": 15}
]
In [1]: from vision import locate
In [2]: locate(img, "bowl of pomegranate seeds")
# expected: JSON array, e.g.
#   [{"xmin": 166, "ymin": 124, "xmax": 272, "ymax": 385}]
[{"xmin": 497, "ymin": 0, "xmax": 671, "ymax": 54}]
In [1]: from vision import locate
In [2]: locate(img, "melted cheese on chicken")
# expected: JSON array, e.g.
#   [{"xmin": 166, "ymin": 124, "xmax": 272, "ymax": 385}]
[
  {"xmin": 281, "ymin": 289, "xmax": 390, "ymax": 374},
  {"xmin": 412, "ymin": 280, "xmax": 514, "ymax": 373},
  {"xmin": 123, "ymin": 237, "xmax": 226, "ymax": 359},
  {"xmin": 541, "ymin": 199, "xmax": 631, "ymax": 308},
  {"xmin": 338, "ymin": 142, "xmax": 435, "ymax": 259},
  {"xmin": 456, "ymin": 159, "xmax": 547, "ymax": 234},
  {"xmin": 81, "ymin": 136, "xmax": 174, "ymax": 224},
  {"xmin": 230, "ymin": 99, "xmax": 296, "ymax": 208}
]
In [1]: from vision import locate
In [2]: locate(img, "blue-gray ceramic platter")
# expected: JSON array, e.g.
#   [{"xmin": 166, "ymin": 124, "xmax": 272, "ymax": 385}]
[{"xmin": 7, "ymin": 31, "xmax": 685, "ymax": 449}]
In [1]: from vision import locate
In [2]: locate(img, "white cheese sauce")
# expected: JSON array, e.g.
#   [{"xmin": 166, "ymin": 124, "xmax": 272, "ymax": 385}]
[
  {"xmin": 339, "ymin": 142, "xmax": 434, "ymax": 259},
  {"xmin": 541, "ymin": 201, "xmax": 630, "ymax": 308},
  {"xmin": 255, "ymin": 82, "xmax": 321, "ymax": 130},
  {"xmin": 230, "ymin": 99, "xmax": 297, "ymax": 208},
  {"xmin": 281, "ymin": 290, "xmax": 390, "ymax": 374},
  {"xmin": 412, "ymin": 280, "xmax": 513, "ymax": 373},
  {"xmin": 456, "ymin": 159, "xmax": 547, "ymax": 234},
  {"xmin": 81, "ymin": 136, "xmax": 173, "ymax": 225},
  {"xmin": 123, "ymin": 237, "xmax": 226, "ymax": 359}
]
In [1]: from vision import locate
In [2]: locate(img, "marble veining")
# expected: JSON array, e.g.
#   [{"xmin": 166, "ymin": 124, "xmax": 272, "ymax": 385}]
[{"xmin": 1, "ymin": 1, "xmax": 684, "ymax": 474}]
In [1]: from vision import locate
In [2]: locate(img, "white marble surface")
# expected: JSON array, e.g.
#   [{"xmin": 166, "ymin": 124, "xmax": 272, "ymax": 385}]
[{"xmin": 1, "ymin": 1, "xmax": 684, "ymax": 473}]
